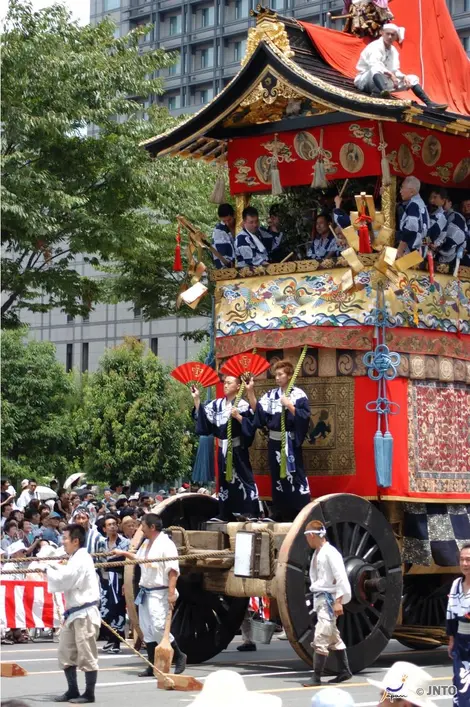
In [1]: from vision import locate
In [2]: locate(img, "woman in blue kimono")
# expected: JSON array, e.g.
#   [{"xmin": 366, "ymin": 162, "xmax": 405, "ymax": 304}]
[
  {"xmin": 191, "ymin": 375, "xmax": 259, "ymax": 521},
  {"xmin": 447, "ymin": 543, "xmax": 470, "ymax": 705},
  {"xmin": 246, "ymin": 360, "xmax": 311, "ymax": 522}
]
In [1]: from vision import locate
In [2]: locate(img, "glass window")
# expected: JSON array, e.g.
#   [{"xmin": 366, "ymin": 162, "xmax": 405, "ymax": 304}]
[
  {"xmin": 81, "ymin": 343, "xmax": 89, "ymax": 373},
  {"xmin": 150, "ymin": 338, "xmax": 159, "ymax": 356},
  {"xmin": 201, "ymin": 8, "xmax": 209, "ymax": 26},
  {"xmin": 66, "ymin": 344, "xmax": 73, "ymax": 373},
  {"xmin": 104, "ymin": 0, "xmax": 120, "ymax": 10},
  {"xmin": 134, "ymin": 306, "xmax": 141, "ymax": 318},
  {"xmin": 169, "ymin": 52, "xmax": 181, "ymax": 75},
  {"xmin": 67, "ymin": 314, "xmax": 74, "ymax": 323},
  {"xmin": 201, "ymin": 48, "xmax": 208, "ymax": 68},
  {"xmin": 169, "ymin": 15, "xmax": 181, "ymax": 35},
  {"xmin": 168, "ymin": 95, "xmax": 181, "ymax": 110},
  {"xmin": 233, "ymin": 39, "xmax": 246, "ymax": 62},
  {"xmin": 200, "ymin": 89, "xmax": 208, "ymax": 103}
]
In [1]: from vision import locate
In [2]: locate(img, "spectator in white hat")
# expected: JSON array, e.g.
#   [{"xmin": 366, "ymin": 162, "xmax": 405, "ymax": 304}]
[
  {"xmin": 311, "ymin": 688, "xmax": 355, "ymax": 707},
  {"xmin": 367, "ymin": 661, "xmax": 438, "ymax": 706},
  {"xmin": 188, "ymin": 670, "xmax": 282, "ymax": 707},
  {"xmin": 3, "ymin": 541, "xmax": 28, "ymax": 580}
]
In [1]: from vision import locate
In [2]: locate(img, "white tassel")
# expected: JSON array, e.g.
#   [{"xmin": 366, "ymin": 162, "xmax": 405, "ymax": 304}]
[
  {"xmin": 210, "ymin": 174, "xmax": 226, "ymax": 204},
  {"xmin": 270, "ymin": 133, "xmax": 283, "ymax": 196},
  {"xmin": 271, "ymin": 163, "xmax": 283, "ymax": 196},
  {"xmin": 379, "ymin": 122, "xmax": 391, "ymax": 187},
  {"xmin": 381, "ymin": 156, "xmax": 391, "ymax": 187},
  {"xmin": 312, "ymin": 159, "xmax": 328, "ymax": 190}
]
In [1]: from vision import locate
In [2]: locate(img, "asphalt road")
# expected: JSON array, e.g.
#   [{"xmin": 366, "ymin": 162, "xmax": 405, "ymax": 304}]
[{"xmin": 1, "ymin": 636, "xmax": 455, "ymax": 707}]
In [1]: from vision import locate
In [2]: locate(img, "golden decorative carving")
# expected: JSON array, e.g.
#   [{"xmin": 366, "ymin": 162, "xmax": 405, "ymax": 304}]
[
  {"xmin": 261, "ymin": 136, "xmax": 296, "ymax": 163},
  {"xmin": 403, "ymin": 131, "xmax": 424, "ymax": 155},
  {"xmin": 266, "ymin": 262, "xmax": 297, "ymax": 275},
  {"xmin": 382, "ymin": 176, "xmax": 397, "ymax": 232},
  {"xmin": 235, "ymin": 193, "xmax": 251, "ymax": 234},
  {"xmin": 349, "ymin": 123, "xmax": 377, "ymax": 147},
  {"xmin": 233, "ymin": 158, "xmax": 260, "ymax": 187},
  {"xmin": 241, "ymin": 19, "xmax": 294, "ymax": 68},
  {"xmin": 431, "ymin": 162, "xmax": 454, "ymax": 184},
  {"xmin": 241, "ymin": 77, "xmax": 303, "ymax": 107}
]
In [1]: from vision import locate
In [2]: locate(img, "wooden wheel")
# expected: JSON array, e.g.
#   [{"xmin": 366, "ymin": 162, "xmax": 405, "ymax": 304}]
[
  {"xmin": 395, "ymin": 575, "xmax": 455, "ymax": 650},
  {"xmin": 124, "ymin": 494, "xmax": 248, "ymax": 664},
  {"xmin": 276, "ymin": 493, "xmax": 402, "ymax": 674}
]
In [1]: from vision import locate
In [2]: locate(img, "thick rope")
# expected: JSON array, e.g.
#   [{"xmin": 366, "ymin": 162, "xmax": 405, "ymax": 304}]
[
  {"xmin": 225, "ymin": 348, "xmax": 257, "ymax": 483},
  {"xmin": 100, "ymin": 619, "xmax": 175, "ymax": 688},
  {"xmin": 280, "ymin": 345, "xmax": 308, "ymax": 479},
  {"xmin": 0, "ymin": 549, "xmax": 234, "ymax": 575}
]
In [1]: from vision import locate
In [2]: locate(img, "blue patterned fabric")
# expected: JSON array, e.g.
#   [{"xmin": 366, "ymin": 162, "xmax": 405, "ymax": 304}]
[
  {"xmin": 211, "ymin": 222, "xmax": 235, "ymax": 269},
  {"xmin": 428, "ymin": 206, "xmax": 448, "ymax": 246},
  {"xmin": 403, "ymin": 503, "xmax": 470, "ymax": 566},
  {"xmin": 396, "ymin": 194, "xmax": 430, "ymax": 253},
  {"xmin": 307, "ymin": 234, "xmax": 339, "ymax": 261},
  {"xmin": 438, "ymin": 210, "xmax": 468, "ymax": 264},
  {"xmin": 234, "ymin": 228, "xmax": 269, "ymax": 268}
]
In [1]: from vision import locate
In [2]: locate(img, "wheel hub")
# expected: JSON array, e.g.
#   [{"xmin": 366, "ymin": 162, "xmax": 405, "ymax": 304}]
[{"xmin": 345, "ymin": 556, "xmax": 385, "ymax": 611}]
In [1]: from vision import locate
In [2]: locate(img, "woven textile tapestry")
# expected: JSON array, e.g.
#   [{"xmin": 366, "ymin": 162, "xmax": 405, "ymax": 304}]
[
  {"xmin": 402, "ymin": 503, "xmax": 470, "ymax": 566},
  {"xmin": 251, "ymin": 376, "xmax": 355, "ymax": 480},
  {"xmin": 408, "ymin": 381, "xmax": 470, "ymax": 495}
]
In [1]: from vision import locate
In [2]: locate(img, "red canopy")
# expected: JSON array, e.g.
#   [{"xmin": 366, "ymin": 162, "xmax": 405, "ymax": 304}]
[{"xmin": 300, "ymin": 0, "xmax": 470, "ymax": 116}]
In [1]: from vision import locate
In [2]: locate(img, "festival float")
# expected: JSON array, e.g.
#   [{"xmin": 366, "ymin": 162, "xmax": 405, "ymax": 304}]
[{"xmin": 126, "ymin": 0, "xmax": 470, "ymax": 674}]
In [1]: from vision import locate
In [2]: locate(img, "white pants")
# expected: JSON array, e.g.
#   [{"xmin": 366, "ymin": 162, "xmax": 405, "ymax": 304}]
[
  {"xmin": 138, "ymin": 591, "xmax": 174, "ymax": 644},
  {"xmin": 58, "ymin": 616, "xmax": 99, "ymax": 672},
  {"xmin": 312, "ymin": 596, "xmax": 346, "ymax": 657},
  {"xmin": 355, "ymin": 69, "xmax": 419, "ymax": 93}
]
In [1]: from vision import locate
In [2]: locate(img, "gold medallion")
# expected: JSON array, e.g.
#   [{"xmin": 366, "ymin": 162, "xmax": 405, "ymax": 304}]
[{"xmin": 339, "ymin": 143, "xmax": 364, "ymax": 173}]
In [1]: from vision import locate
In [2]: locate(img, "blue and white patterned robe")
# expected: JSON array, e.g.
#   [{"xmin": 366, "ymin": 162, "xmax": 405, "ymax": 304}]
[
  {"xmin": 307, "ymin": 234, "xmax": 339, "ymax": 261},
  {"xmin": 234, "ymin": 228, "xmax": 269, "ymax": 268},
  {"xmin": 99, "ymin": 533, "xmax": 130, "ymax": 646},
  {"xmin": 446, "ymin": 576, "xmax": 470, "ymax": 705},
  {"xmin": 211, "ymin": 222, "xmax": 235, "ymax": 269},
  {"xmin": 396, "ymin": 194, "xmax": 430, "ymax": 254},
  {"xmin": 428, "ymin": 206, "xmax": 448, "ymax": 246},
  {"xmin": 194, "ymin": 398, "xmax": 259, "ymax": 519},
  {"xmin": 260, "ymin": 227, "xmax": 283, "ymax": 261},
  {"xmin": 253, "ymin": 386, "xmax": 311, "ymax": 522},
  {"xmin": 333, "ymin": 208, "xmax": 351, "ymax": 230},
  {"xmin": 437, "ymin": 210, "xmax": 467, "ymax": 265}
]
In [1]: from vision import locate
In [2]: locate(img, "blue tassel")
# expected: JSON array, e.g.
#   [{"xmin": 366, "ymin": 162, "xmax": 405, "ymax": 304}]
[
  {"xmin": 374, "ymin": 430, "xmax": 385, "ymax": 487},
  {"xmin": 381, "ymin": 431, "xmax": 393, "ymax": 488}
]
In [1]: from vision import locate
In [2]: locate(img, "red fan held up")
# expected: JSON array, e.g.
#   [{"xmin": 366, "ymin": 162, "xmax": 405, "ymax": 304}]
[
  {"xmin": 171, "ymin": 362, "xmax": 219, "ymax": 388},
  {"xmin": 220, "ymin": 353, "xmax": 270, "ymax": 379},
  {"xmin": 173, "ymin": 225, "xmax": 183, "ymax": 272}
]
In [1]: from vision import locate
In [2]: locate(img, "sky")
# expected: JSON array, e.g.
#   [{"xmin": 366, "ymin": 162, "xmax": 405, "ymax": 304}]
[{"xmin": 1, "ymin": 0, "xmax": 90, "ymax": 25}]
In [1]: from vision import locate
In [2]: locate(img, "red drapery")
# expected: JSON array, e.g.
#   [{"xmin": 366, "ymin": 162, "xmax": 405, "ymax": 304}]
[
  {"xmin": 228, "ymin": 120, "xmax": 470, "ymax": 193},
  {"xmin": 300, "ymin": 0, "xmax": 470, "ymax": 116}
]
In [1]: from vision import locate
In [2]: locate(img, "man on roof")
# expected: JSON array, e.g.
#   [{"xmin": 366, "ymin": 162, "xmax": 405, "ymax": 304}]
[{"xmin": 354, "ymin": 24, "xmax": 448, "ymax": 111}]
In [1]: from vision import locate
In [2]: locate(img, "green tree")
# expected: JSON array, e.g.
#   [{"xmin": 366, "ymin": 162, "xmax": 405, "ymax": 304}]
[
  {"xmin": 77, "ymin": 338, "xmax": 195, "ymax": 485},
  {"xmin": 1, "ymin": 1, "xmax": 215, "ymax": 327},
  {"xmin": 1, "ymin": 329, "xmax": 78, "ymax": 483}
]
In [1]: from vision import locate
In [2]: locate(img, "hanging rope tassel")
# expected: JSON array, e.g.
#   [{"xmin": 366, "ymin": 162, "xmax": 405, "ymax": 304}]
[
  {"xmin": 311, "ymin": 129, "xmax": 329, "ymax": 190},
  {"xmin": 172, "ymin": 224, "xmax": 183, "ymax": 272},
  {"xmin": 280, "ymin": 345, "xmax": 308, "ymax": 480},
  {"xmin": 270, "ymin": 133, "xmax": 283, "ymax": 197},
  {"xmin": 210, "ymin": 162, "xmax": 226, "ymax": 204},
  {"xmin": 378, "ymin": 122, "xmax": 391, "ymax": 188}
]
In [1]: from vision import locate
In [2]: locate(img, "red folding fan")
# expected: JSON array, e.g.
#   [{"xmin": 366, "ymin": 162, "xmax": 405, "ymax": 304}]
[
  {"xmin": 220, "ymin": 353, "xmax": 270, "ymax": 379},
  {"xmin": 171, "ymin": 362, "xmax": 219, "ymax": 388}
]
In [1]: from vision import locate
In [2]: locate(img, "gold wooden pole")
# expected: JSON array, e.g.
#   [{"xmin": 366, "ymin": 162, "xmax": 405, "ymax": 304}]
[
  {"xmin": 382, "ymin": 176, "xmax": 397, "ymax": 243},
  {"xmin": 235, "ymin": 193, "xmax": 251, "ymax": 233}
]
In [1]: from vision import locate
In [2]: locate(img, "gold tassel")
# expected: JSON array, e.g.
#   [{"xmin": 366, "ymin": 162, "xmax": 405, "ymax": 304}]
[
  {"xmin": 210, "ymin": 163, "xmax": 226, "ymax": 204},
  {"xmin": 270, "ymin": 133, "xmax": 283, "ymax": 196},
  {"xmin": 378, "ymin": 122, "xmax": 391, "ymax": 187},
  {"xmin": 311, "ymin": 129, "xmax": 328, "ymax": 190}
]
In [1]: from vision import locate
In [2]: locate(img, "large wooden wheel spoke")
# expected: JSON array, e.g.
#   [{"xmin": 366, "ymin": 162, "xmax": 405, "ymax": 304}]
[
  {"xmin": 395, "ymin": 575, "xmax": 456, "ymax": 650},
  {"xmin": 276, "ymin": 494, "xmax": 402, "ymax": 674},
  {"xmin": 124, "ymin": 493, "xmax": 248, "ymax": 664}
]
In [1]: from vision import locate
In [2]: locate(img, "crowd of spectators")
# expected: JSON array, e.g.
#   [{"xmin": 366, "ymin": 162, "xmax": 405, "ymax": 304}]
[{"xmin": 0, "ymin": 477, "xmax": 214, "ymax": 645}]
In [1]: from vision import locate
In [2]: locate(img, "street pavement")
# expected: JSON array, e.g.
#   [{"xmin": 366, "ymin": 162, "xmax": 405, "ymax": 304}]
[{"xmin": 1, "ymin": 636, "xmax": 455, "ymax": 707}]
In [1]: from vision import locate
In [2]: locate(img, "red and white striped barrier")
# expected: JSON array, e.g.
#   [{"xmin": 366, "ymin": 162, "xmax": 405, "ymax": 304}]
[{"xmin": 0, "ymin": 580, "xmax": 64, "ymax": 629}]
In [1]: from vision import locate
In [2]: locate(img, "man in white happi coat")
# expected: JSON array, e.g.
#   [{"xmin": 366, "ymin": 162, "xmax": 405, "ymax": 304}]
[
  {"xmin": 116, "ymin": 513, "xmax": 187, "ymax": 676},
  {"xmin": 355, "ymin": 24, "xmax": 447, "ymax": 110},
  {"xmin": 303, "ymin": 520, "xmax": 352, "ymax": 687},
  {"xmin": 46, "ymin": 524, "xmax": 101, "ymax": 703}
]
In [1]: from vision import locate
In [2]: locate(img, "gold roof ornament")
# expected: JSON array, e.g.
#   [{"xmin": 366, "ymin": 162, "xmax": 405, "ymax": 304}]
[{"xmin": 241, "ymin": 8, "xmax": 294, "ymax": 68}]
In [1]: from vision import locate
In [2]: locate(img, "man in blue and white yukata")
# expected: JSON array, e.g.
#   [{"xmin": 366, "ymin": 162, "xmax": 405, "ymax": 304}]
[
  {"xmin": 395, "ymin": 176, "xmax": 430, "ymax": 257},
  {"xmin": 211, "ymin": 203, "xmax": 236, "ymax": 268},
  {"xmin": 440, "ymin": 194, "xmax": 468, "ymax": 270},
  {"xmin": 246, "ymin": 360, "xmax": 311, "ymax": 522},
  {"xmin": 192, "ymin": 375, "xmax": 259, "ymax": 521},
  {"xmin": 234, "ymin": 207, "xmax": 271, "ymax": 268}
]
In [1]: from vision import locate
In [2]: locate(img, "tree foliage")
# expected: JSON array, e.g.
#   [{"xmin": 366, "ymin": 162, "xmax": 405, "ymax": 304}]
[
  {"xmin": 1, "ymin": 1, "xmax": 216, "ymax": 327},
  {"xmin": 76, "ymin": 338, "xmax": 195, "ymax": 485},
  {"xmin": 1, "ymin": 329, "xmax": 78, "ymax": 482}
]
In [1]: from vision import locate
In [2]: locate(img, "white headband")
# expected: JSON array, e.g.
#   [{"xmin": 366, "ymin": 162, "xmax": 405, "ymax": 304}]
[
  {"xmin": 304, "ymin": 528, "xmax": 326, "ymax": 537},
  {"xmin": 383, "ymin": 23, "xmax": 405, "ymax": 43}
]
